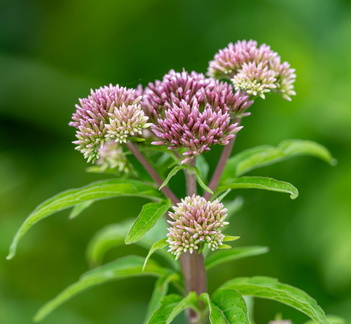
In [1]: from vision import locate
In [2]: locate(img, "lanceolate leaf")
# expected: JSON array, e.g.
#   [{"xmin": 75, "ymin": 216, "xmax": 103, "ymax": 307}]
[
  {"xmin": 125, "ymin": 200, "xmax": 171, "ymax": 244},
  {"xmin": 201, "ymin": 289, "xmax": 250, "ymax": 324},
  {"xmin": 7, "ymin": 179, "xmax": 163, "ymax": 260},
  {"xmin": 34, "ymin": 256, "xmax": 170, "ymax": 322},
  {"xmin": 143, "ymin": 238, "xmax": 169, "ymax": 271},
  {"xmin": 222, "ymin": 139, "xmax": 336, "ymax": 181},
  {"xmin": 143, "ymin": 274, "xmax": 180, "ymax": 324},
  {"xmin": 220, "ymin": 276, "xmax": 329, "ymax": 324},
  {"xmin": 205, "ymin": 246, "xmax": 269, "ymax": 270},
  {"xmin": 216, "ymin": 177, "xmax": 299, "ymax": 199},
  {"xmin": 148, "ymin": 292, "xmax": 199, "ymax": 324}
]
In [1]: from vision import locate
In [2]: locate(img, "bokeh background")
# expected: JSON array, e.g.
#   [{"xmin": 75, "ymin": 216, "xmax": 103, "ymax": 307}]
[{"xmin": 1, "ymin": 0, "xmax": 351, "ymax": 323}]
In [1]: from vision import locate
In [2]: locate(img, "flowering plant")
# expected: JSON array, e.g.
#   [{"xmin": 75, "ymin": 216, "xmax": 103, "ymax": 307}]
[{"xmin": 7, "ymin": 40, "xmax": 340, "ymax": 324}]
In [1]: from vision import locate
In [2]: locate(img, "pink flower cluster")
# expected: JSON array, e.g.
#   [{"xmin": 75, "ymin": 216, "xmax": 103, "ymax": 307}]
[
  {"xmin": 70, "ymin": 85, "xmax": 149, "ymax": 163},
  {"xmin": 142, "ymin": 70, "xmax": 251, "ymax": 163},
  {"xmin": 208, "ymin": 40, "xmax": 296, "ymax": 100}
]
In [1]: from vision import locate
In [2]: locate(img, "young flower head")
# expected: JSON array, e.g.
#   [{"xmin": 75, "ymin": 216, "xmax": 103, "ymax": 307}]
[
  {"xmin": 105, "ymin": 103, "xmax": 151, "ymax": 143},
  {"xmin": 208, "ymin": 40, "xmax": 296, "ymax": 101},
  {"xmin": 96, "ymin": 141, "xmax": 130, "ymax": 173},
  {"xmin": 167, "ymin": 195, "xmax": 229, "ymax": 259},
  {"xmin": 69, "ymin": 84, "xmax": 150, "ymax": 162},
  {"xmin": 141, "ymin": 70, "xmax": 248, "ymax": 163},
  {"xmin": 232, "ymin": 62, "xmax": 278, "ymax": 99}
]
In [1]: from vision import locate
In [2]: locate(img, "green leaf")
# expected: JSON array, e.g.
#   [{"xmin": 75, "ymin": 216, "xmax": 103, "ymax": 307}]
[
  {"xmin": 194, "ymin": 167, "xmax": 213, "ymax": 194},
  {"xmin": 206, "ymin": 246, "xmax": 269, "ymax": 270},
  {"xmin": 125, "ymin": 200, "xmax": 171, "ymax": 244},
  {"xmin": 34, "ymin": 256, "xmax": 169, "ymax": 322},
  {"xmin": 143, "ymin": 238, "xmax": 169, "ymax": 271},
  {"xmin": 223, "ymin": 235, "xmax": 240, "ymax": 242},
  {"xmin": 279, "ymin": 139, "xmax": 337, "ymax": 166},
  {"xmin": 68, "ymin": 201, "xmax": 93, "ymax": 219},
  {"xmin": 304, "ymin": 315, "xmax": 346, "ymax": 324},
  {"xmin": 200, "ymin": 293, "xmax": 225, "ymax": 324},
  {"xmin": 147, "ymin": 294, "xmax": 183, "ymax": 324},
  {"xmin": 144, "ymin": 274, "xmax": 180, "ymax": 324},
  {"xmin": 160, "ymin": 165, "xmax": 185, "ymax": 189},
  {"xmin": 86, "ymin": 220, "xmax": 134, "ymax": 266},
  {"xmin": 201, "ymin": 289, "xmax": 250, "ymax": 324},
  {"xmin": 148, "ymin": 292, "xmax": 199, "ymax": 324},
  {"xmin": 7, "ymin": 179, "xmax": 163, "ymax": 260},
  {"xmin": 219, "ymin": 276, "xmax": 329, "ymax": 324},
  {"xmin": 222, "ymin": 139, "xmax": 336, "ymax": 180},
  {"xmin": 216, "ymin": 176, "xmax": 299, "ymax": 199},
  {"xmin": 196, "ymin": 155, "xmax": 209, "ymax": 181}
]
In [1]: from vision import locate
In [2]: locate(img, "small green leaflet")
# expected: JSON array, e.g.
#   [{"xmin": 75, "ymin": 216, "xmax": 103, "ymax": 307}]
[
  {"xmin": 68, "ymin": 200, "xmax": 93, "ymax": 219},
  {"xmin": 125, "ymin": 200, "xmax": 171, "ymax": 244},
  {"xmin": 7, "ymin": 179, "xmax": 163, "ymax": 260},
  {"xmin": 194, "ymin": 167, "xmax": 213, "ymax": 194},
  {"xmin": 216, "ymin": 176, "xmax": 299, "ymax": 199},
  {"xmin": 222, "ymin": 139, "xmax": 336, "ymax": 181},
  {"xmin": 143, "ymin": 238, "xmax": 169, "ymax": 271},
  {"xmin": 219, "ymin": 276, "xmax": 330, "ymax": 324},
  {"xmin": 160, "ymin": 165, "xmax": 185, "ymax": 189},
  {"xmin": 148, "ymin": 292, "xmax": 199, "ymax": 324},
  {"xmin": 205, "ymin": 246, "xmax": 269, "ymax": 270},
  {"xmin": 160, "ymin": 164, "xmax": 213, "ymax": 194},
  {"xmin": 200, "ymin": 290, "xmax": 250, "ymax": 324},
  {"xmin": 34, "ymin": 256, "xmax": 170, "ymax": 322}
]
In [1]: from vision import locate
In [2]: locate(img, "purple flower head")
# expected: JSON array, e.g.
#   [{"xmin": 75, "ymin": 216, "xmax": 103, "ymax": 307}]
[
  {"xmin": 208, "ymin": 40, "xmax": 296, "ymax": 101},
  {"xmin": 141, "ymin": 70, "xmax": 248, "ymax": 163},
  {"xmin": 152, "ymin": 99, "xmax": 242, "ymax": 164},
  {"xmin": 69, "ymin": 84, "xmax": 149, "ymax": 162},
  {"xmin": 96, "ymin": 141, "xmax": 130, "ymax": 173},
  {"xmin": 167, "ymin": 195, "xmax": 229, "ymax": 259},
  {"xmin": 142, "ymin": 70, "xmax": 209, "ymax": 120}
]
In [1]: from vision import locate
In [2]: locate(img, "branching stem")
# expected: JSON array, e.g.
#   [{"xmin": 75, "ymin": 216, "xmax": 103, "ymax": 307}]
[
  {"xmin": 125, "ymin": 142, "xmax": 180, "ymax": 205},
  {"xmin": 204, "ymin": 118, "xmax": 242, "ymax": 201}
]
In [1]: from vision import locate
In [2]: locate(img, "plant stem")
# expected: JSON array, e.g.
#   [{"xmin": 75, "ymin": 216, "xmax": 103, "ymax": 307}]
[
  {"xmin": 204, "ymin": 118, "xmax": 242, "ymax": 201},
  {"xmin": 186, "ymin": 158, "xmax": 197, "ymax": 196},
  {"xmin": 125, "ymin": 142, "xmax": 180, "ymax": 205},
  {"xmin": 180, "ymin": 252, "xmax": 207, "ymax": 324},
  {"xmin": 181, "ymin": 157, "xmax": 207, "ymax": 324}
]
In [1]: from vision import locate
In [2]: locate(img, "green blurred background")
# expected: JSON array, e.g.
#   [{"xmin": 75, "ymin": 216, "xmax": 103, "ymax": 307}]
[{"xmin": 1, "ymin": 0, "xmax": 351, "ymax": 323}]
